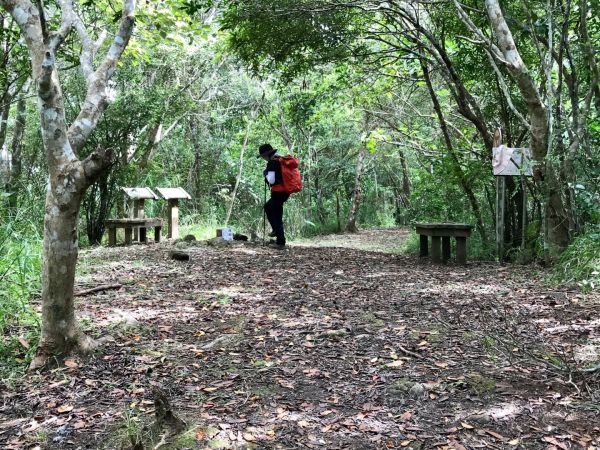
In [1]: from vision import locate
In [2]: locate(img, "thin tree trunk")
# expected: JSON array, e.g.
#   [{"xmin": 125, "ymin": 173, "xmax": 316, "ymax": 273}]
[
  {"xmin": 421, "ymin": 57, "xmax": 488, "ymax": 244},
  {"xmin": 7, "ymin": 89, "xmax": 26, "ymax": 210},
  {"xmin": 0, "ymin": 91, "xmax": 12, "ymax": 151},
  {"xmin": 399, "ymin": 149, "xmax": 411, "ymax": 207},
  {"xmin": 346, "ymin": 144, "xmax": 367, "ymax": 233},
  {"xmin": 224, "ymin": 118, "xmax": 252, "ymax": 226}
]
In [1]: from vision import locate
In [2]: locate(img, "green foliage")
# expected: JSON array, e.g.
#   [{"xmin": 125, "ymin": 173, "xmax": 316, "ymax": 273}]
[
  {"xmin": 549, "ymin": 227, "xmax": 600, "ymax": 291},
  {"xmin": 0, "ymin": 202, "xmax": 42, "ymax": 379}
]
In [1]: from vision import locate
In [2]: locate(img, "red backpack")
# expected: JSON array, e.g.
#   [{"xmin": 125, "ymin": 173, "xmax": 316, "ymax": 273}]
[{"xmin": 271, "ymin": 155, "xmax": 302, "ymax": 194}]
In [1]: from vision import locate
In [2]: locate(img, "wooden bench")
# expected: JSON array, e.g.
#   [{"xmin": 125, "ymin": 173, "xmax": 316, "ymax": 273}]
[
  {"xmin": 415, "ymin": 223, "xmax": 473, "ymax": 265},
  {"xmin": 105, "ymin": 218, "xmax": 163, "ymax": 246}
]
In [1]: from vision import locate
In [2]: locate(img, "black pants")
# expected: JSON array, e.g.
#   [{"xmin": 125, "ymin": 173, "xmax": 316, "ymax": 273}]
[{"xmin": 265, "ymin": 191, "xmax": 290, "ymax": 245}]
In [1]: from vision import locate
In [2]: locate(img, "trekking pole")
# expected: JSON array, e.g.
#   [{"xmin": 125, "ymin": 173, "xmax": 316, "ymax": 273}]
[{"xmin": 262, "ymin": 181, "xmax": 267, "ymax": 246}]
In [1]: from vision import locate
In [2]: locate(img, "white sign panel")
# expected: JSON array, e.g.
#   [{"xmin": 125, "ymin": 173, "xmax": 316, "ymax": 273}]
[{"xmin": 492, "ymin": 145, "xmax": 533, "ymax": 176}]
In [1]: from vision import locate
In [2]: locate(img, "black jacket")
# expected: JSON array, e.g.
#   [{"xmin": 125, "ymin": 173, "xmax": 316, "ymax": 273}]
[{"xmin": 263, "ymin": 157, "xmax": 283, "ymax": 186}]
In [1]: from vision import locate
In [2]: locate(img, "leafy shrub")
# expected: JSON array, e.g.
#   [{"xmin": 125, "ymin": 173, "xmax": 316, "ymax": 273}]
[{"xmin": 550, "ymin": 227, "xmax": 600, "ymax": 291}]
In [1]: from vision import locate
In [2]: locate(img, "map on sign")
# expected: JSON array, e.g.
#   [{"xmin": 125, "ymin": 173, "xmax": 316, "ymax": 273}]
[{"xmin": 492, "ymin": 145, "xmax": 533, "ymax": 176}]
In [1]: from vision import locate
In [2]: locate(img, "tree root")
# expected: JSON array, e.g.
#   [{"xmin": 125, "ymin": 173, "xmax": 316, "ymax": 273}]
[{"xmin": 28, "ymin": 330, "xmax": 114, "ymax": 371}]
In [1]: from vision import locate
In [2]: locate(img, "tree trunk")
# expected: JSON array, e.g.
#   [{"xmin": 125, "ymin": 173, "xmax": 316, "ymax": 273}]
[
  {"xmin": 421, "ymin": 57, "xmax": 488, "ymax": 244},
  {"xmin": 38, "ymin": 187, "xmax": 93, "ymax": 360},
  {"xmin": 1, "ymin": 0, "xmax": 137, "ymax": 368},
  {"xmin": 346, "ymin": 144, "xmax": 367, "ymax": 233},
  {"xmin": 225, "ymin": 117, "xmax": 252, "ymax": 226},
  {"xmin": 7, "ymin": 89, "xmax": 26, "ymax": 210},
  {"xmin": 484, "ymin": 0, "xmax": 569, "ymax": 259},
  {"xmin": 399, "ymin": 149, "xmax": 411, "ymax": 207},
  {"xmin": 0, "ymin": 91, "xmax": 12, "ymax": 151}
]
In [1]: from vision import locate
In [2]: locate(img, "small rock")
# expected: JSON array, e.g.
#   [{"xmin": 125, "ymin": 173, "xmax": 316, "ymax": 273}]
[
  {"xmin": 409, "ymin": 383, "xmax": 425, "ymax": 399},
  {"xmin": 183, "ymin": 234, "xmax": 197, "ymax": 242},
  {"xmin": 466, "ymin": 414, "xmax": 491, "ymax": 425},
  {"xmin": 169, "ymin": 250, "xmax": 190, "ymax": 261}
]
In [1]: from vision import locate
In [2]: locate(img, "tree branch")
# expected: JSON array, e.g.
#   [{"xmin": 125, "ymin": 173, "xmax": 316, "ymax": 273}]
[{"xmin": 68, "ymin": 0, "xmax": 136, "ymax": 156}]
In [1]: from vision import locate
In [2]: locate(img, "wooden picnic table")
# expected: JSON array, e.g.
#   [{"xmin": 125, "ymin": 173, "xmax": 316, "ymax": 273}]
[
  {"xmin": 105, "ymin": 218, "xmax": 163, "ymax": 246},
  {"xmin": 415, "ymin": 223, "xmax": 473, "ymax": 265}
]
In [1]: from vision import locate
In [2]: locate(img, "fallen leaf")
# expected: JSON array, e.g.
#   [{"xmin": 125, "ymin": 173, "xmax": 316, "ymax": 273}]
[
  {"xmin": 386, "ymin": 360, "xmax": 404, "ymax": 368},
  {"xmin": 461, "ymin": 422, "xmax": 474, "ymax": 429},
  {"xmin": 18, "ymin": 336, "xmax": 30, "ymax": 349},
  {"xmin": 202, "ymin": 387, "xmax": 218, "ymax": 393},
  {"xmin": 195, "ymin": 431, "xmax": 206, "ymax": 441},
  {"xmin": 483, "ymin": 428, "xmax": 506, "ymax": 441},
  {"xmin": 399, "ymin": 411, "xmax": 413, "ymax": 422},
  {"xmin": 508, "ymin": 438, "xmax": 520, "ymax": 445},
  {"xmin": 243, "ymin": 432, "xmax": 256, "ymax": 442},
  {"xmin": 297, "ymin": 420, "xmax": 310, "ymax": 428},
  {"xmin": 73, "ymin": 420, "xmax": 86, "ymax": 429},
  {"xmin": 56, "ymin": 404, "xmax": 73, "ymax": 414},
  {"xmin": 64, "ymin": 359, "xmax": 78, "ymax": 369}
]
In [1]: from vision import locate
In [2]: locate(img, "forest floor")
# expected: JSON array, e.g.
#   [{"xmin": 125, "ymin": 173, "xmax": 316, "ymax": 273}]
[{"xmin": 1, "ymin": 228, "xmax": 600, "ymax": 450}]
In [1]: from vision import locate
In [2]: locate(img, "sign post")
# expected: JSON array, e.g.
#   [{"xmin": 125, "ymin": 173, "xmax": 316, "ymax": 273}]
[{"xmin": 492, "ymin": 129, "xmax": 532, "ymax": 260}]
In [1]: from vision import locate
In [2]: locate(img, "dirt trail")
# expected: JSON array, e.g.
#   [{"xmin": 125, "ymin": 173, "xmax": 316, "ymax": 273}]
[{"xmin": 1, "ymin": 229, "xmax": 599, "ymax": 449}]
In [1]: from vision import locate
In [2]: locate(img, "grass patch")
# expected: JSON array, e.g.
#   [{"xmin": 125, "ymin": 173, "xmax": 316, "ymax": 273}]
[{"xmin": 549, "ymin": 227, "xmax": 600, "ymax": 291}]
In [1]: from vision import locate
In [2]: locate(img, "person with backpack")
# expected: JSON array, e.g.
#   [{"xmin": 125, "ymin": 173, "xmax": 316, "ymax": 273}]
[{"xmin": 258, "ymin": 143, "xmax": 302, "ymax": 249}]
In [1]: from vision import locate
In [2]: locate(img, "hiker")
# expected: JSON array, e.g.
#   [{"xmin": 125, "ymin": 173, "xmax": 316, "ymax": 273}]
[{"xmin": 258, "ymin": 143, "xmax": 289, "ymax": 249}]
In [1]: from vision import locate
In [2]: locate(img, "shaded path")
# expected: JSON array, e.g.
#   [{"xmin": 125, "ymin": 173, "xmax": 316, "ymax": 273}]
[{"xmin": 1, "ymin": 229, "xmax": 599, "ymax": 449}]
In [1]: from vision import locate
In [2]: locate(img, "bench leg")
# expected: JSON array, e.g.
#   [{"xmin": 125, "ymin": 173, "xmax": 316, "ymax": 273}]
[
  {"xmin": 419, "ymin": 235, "xmax": 429, "ymax": 257},
  {"xmin": 431, "ymin": 236, "xmax": 441, "ymax": 263},
  {"xmin": 108, "ymin": 227, "xmax": 116, "ymax": 247},
  {"xmin": 139, "ymin": 227, "xmax": 147, "ymax": 243},
  {"xmin": 155, "ymin": 226, "xmax": 161, "ymax": 243},
  {"xmin": 456, "ymin": 237, "xmax": 467, "ymax": 265},
  {"xmin": 442, "ymin": 236, "xmax": 451, "ymax": 262},
  {"xmin": 124, "ymin": 227, "xmax": 133, "ymax": 245},
  {"xmin": 133, "ymin": 227, "xmax": 139, "ymax": 242}
]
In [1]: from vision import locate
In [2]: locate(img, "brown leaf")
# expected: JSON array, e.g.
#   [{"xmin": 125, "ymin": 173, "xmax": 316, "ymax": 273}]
[
  {"xmin": 56, "ymin": 404, "xmax": 73, "ymax": 414},
  {"xmin": 399, "ymin": 411, "xmax": 413, "ymax": 422},
  {"xmin": 18, "ymin": 336, "xmax": 30, "ymax": 349},
  {"xmin": 461, "ymin": 422, "xmax": 474, "ymax": 429},
  {"xmin": 195, "ymin": 431, "xmax": 206, "ymax": 441},
  {"xmin": 243, "ymin": 432, "xmax": 256, "ymax": 442},
  {"xmin": 482, "ymin": 428, "xmax": 506, "ymax": 441},
  {"xmin": 386, "ymin": 360, "xmax": 404, "ymax": 368},
  {"xmin": 64, "ymin": 359, "xmax": 78, "ymax": 369}
]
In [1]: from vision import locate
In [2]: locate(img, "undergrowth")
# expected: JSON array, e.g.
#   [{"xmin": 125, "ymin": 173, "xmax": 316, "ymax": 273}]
[
  {"xmin": 0, "ymin": 203, "xmax": 43, "ymax": 380},
  {"xmin": 549, "ymin": 226, "xmax": 600, "ymax": 291}
]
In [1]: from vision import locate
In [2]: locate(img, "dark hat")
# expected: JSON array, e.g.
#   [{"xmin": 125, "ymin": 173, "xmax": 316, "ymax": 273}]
[{"xmin": 258, "ymin": 143, "xmax": 275, "ymax": 158}]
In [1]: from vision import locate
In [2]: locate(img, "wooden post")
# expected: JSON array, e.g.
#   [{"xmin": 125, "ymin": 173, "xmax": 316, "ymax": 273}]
[
  {"xmin": 496, "ymin": 176, "xmax": 506, "ymax": 261},
  {"xmin": 442, "ymin": 236, "xmax": 451, "ymax": 262},
  {"xmin": 108, "ymin": 227, "xmax": 116, "ymax": 247},
  {"xmin": 521, "ymin": 177, "xmax": 527, "ymax": 250},
  {"xmin": 168, "ymin": 199, "xmax": 179, "ymax": 239},
  {"xmin": 419, "ymin": 234, "xmax": 429, "ymax": 257},
  {"xmin": 155, "ymin": 226, "xmax": 161, "ymax": 243},
  {"xmin": 456, "ymin": 237, "xmax": 467, "ymax": 265},
  {"xmin": 431, "ymin": 236, "xmax": 441, "ymax": 263},
  {"xmin": 133, "ymin": 199, "xmax": 145, "ymax": 242},
  {"xmin": 124, "ymin": 226, "xmax": 133, "ymax": 245}
]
